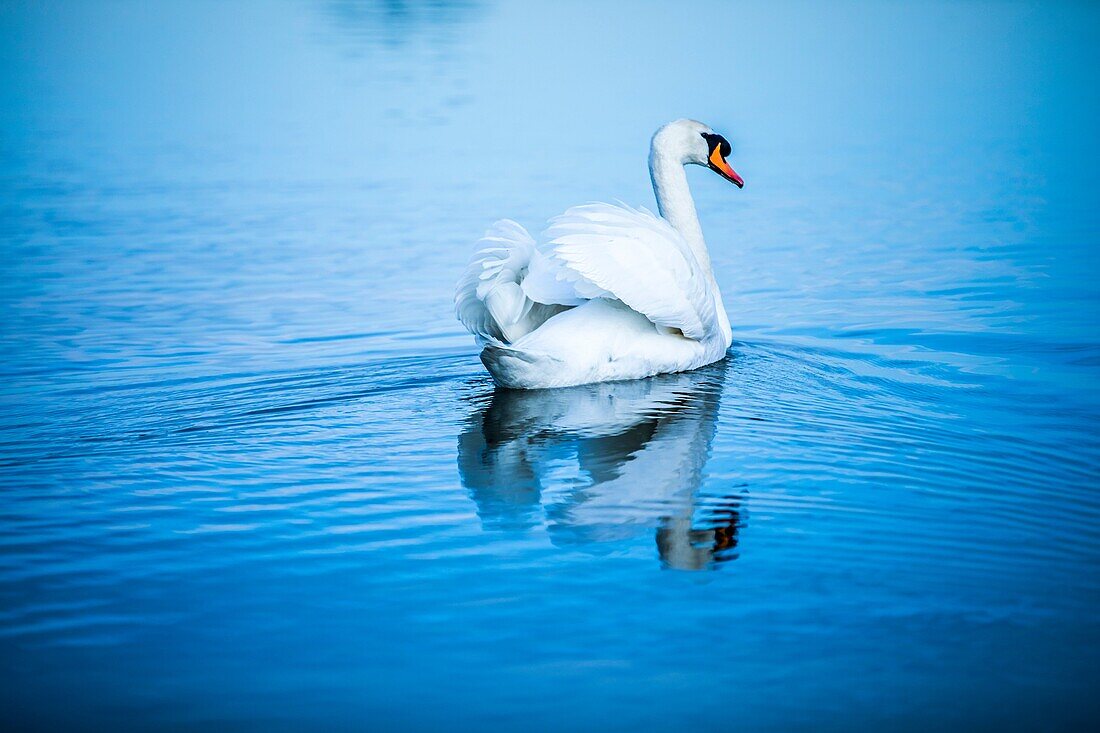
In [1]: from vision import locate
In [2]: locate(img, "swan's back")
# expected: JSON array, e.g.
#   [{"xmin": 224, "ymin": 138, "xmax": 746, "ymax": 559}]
[{"xmin": 455, "ymin": 205, "xmax": 731, "ymax": 389}]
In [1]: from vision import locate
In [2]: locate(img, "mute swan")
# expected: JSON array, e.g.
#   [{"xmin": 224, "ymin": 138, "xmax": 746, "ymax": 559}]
[{"xmin": 456, "ymin": 118, "xmax": 743, "ymax": 389}]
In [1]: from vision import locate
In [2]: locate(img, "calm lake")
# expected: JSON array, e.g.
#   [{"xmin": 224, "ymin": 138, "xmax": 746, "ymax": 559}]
[{"xmin": 2, "ymin": 1, "xmax": 1099, "ymax": 730}]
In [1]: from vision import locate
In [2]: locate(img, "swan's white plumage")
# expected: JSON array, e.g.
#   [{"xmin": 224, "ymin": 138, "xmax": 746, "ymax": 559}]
[
  {"xmin": 455, "ymin": 219, "xmax": 533, "ymax": 342},
  {"xmin": 520, "ymin": 238, "xmax": 602, "ymax": 306},
  {"xmin": 455, "ymin": 220, "xmax": 566, "ymax": 345},
  {"xmin": 535, "ymin": 203, "xmax": 718, "ymax": 341},
  {"xmin": 455, "ymin": 118, "xmax": 739, "ymax": 389}
]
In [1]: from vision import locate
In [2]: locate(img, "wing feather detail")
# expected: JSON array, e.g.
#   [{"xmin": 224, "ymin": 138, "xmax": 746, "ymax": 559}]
[
  {"xmin": 455, "ymin": 220, "xmax": 536, "ymax": 343},
  {"xmin": 538, "ymin": 203, "xmax": 718, "ymax": 341}
]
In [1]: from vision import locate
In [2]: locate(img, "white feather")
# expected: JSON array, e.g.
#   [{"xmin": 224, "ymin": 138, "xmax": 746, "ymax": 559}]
[
  {"xmin": 539, "ymin": 202, "xmax": 718, "ymax": 341},
  {"xmin": 454, "ymin": 119, "xmax": 739, "ymax": 389},
  {"xmin": 455, "ymin": 220, "xmax": 564, "ymax": 345}
]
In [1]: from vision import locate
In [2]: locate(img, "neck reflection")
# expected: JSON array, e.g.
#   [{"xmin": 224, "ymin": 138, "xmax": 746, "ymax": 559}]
[{"xmin": 458, "ymin": 361, "xmax": 746, "ymax": 570}]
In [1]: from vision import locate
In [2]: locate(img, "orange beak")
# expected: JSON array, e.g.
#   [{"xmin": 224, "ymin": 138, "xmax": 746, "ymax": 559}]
[{"xmin": 708, "ymin": 146, "xmax": 744, "ymax": 188}]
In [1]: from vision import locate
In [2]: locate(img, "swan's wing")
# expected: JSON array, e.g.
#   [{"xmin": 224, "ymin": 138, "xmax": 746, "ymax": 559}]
[
  {"xmin": 455, "ymin": 220, "xmax": 536, "ymax": 343},
  {"xmin": 455, "ymin": 220, "xmax": 566, "ymax": 344},
  {"xmin": 521, "ymin": 248, "xmax": 600, "ymax": 306},
  {"xmin": 534, "ymin": 203, "xmax": 718, "ymax": 341}
]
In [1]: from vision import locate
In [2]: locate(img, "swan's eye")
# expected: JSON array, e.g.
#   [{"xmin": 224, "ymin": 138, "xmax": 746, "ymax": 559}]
[{"xmin": 701, "ymin": 132, "xmax": 731, "ymax": 158}]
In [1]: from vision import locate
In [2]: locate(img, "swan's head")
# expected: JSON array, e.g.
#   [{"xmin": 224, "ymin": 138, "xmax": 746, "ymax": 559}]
[{"xmin": 652, "ymin": 118, "xmax": 744, "ymax": 188}]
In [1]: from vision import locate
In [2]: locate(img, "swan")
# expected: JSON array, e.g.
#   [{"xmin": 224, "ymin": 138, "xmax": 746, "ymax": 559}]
[{"xmin": 455, "ymin": 118, "xmax": 743, "ymax": 389}]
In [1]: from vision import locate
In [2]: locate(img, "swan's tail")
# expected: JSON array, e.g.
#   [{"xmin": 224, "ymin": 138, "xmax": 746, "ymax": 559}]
[
  {"xmin": 479, "ymin": 342, "xmax": 565, "ymax": 389},
  {"xmin": 455, "ymin": 220, "xmax": 563, "ymax": 344}
]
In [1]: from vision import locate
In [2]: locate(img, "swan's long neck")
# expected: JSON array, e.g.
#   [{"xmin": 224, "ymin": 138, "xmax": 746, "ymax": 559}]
[{"xmin": 648, "ymin": 147, "xmax": 711, "ymax": 272}]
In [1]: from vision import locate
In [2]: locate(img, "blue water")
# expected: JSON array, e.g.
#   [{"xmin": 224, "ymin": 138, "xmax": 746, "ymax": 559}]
[{"xmin": 2, "ymin": 1, "xmax": 1099, "ymax": 730}]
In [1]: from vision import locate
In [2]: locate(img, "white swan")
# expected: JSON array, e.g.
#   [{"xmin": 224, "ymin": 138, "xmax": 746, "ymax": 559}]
[{"xmin": 455, "ymin": 118, "xmax": 743, "ymax": 389}]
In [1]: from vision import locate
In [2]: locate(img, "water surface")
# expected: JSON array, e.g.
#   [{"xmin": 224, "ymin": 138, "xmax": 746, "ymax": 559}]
[{"xmin": 2, "ymin": 1, "xmax": 1099, "ymax": 730}]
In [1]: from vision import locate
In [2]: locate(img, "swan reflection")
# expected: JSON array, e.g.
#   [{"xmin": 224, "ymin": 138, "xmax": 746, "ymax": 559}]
[{"xmin": 458, "ymin": 362, "xmax": 745, "ymax": 570}]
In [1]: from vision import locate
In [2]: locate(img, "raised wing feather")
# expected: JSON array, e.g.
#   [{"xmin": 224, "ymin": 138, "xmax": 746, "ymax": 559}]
[
  {"xmin": 456, "ymin": 219, "xmax": 567, "ymax": 344},
  {"xmin": 539, "ymin": 203, "xmax": 718, "ymax": 341},
  {"xmin": 521, "ymin": 247, "xmax": 605, "ymax": 306},
  {"xmin": 455, "ymin": 219, "xmax": 536, "ymax": 343}
]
